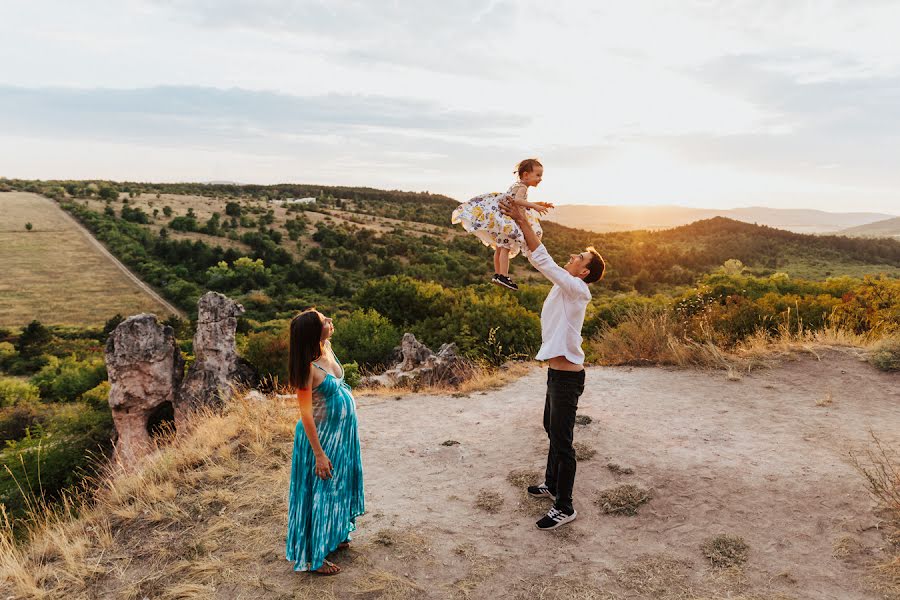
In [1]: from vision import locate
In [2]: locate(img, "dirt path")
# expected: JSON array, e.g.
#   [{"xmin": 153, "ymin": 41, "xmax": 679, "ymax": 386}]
[
  {"xmin": 51, "ymin": 197, "xmax": 186, "ymax": 318},
  {"xmin": 271, "ymin": 350, "xmax": 898, "ymax": 599}
]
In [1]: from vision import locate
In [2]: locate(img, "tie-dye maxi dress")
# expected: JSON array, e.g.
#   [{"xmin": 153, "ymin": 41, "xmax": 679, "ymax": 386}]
[{"xmin": 286, "ymin": 357, "xmax": 365, "ymax": 571}]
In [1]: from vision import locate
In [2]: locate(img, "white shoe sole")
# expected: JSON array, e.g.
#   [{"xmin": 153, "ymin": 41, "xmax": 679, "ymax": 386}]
[
  {"xmin": 491, "ymin": 278, "xmax": 518, "ymax": 291},
  {"xmin": 536, "ymin": 510, "xmax": 577, "ymax": 530}
]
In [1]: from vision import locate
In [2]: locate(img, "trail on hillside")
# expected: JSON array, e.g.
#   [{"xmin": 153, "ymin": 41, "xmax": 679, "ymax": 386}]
[{"xmin": 52, "ymin": 196, "xmax": 186, "ymax": 318}]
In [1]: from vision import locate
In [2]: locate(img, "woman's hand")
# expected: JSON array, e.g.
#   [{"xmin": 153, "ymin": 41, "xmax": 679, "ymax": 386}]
[{"xmin": 315, "ymin": 452, "xmax": 333, "ymax": 479}]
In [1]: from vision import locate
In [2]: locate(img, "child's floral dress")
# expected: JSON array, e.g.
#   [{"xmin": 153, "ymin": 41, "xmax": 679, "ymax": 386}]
[{"xmin": 451, "ymin": 181, "xmax": 543, "ymax": 258}]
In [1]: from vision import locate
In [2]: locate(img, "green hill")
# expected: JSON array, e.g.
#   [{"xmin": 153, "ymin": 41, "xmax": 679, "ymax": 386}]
[{"xmin": 837, "ymin": 216, "xmax": 900, "ymax": 239}]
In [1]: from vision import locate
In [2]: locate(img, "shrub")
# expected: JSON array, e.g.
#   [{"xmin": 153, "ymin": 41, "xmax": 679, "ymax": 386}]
[
  {"xmin": 30, "ymin": 356, "xmax": 107, "ymax": 403},
  {"xmin": 0, "ymin": 404, "xmax": 47, "ymax": 442},
  {"xmin": 0, "ymin": 377, "xmax": 40, "ymax": 407},
  {"xmin": 343, "ymin": 361, "xmax": 361, "ymax": 388},
  {"xmin": 79, "ymin": 381, "xmax": 111, "ymax": 408},
  {"xmin": 240, "ymin": 327, "xmax": 289, "ymax": 384},
  {"xmin": 331, "ymin": 309, "xmax": 401, "ymax": 368},
  {"xmin": 0, "ymin": 402, "xmax": 113, "ymax": 519},
  {"xmin": 16, "ymin": 320, "xmax": 51, "ymax": 358},
  {"xmin": 870, "ymin": 338, "xmax": 900, "ymax": 372}
]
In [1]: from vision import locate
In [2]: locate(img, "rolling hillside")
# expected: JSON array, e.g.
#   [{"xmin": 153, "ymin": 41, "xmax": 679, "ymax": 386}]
[
  {"xmin": 0, "ymin": 192, "xmax": 178, "ymax": 327},
  {"xmin": 547, "ymin": 204, "xmax": 896, "ymax": 234},
  {"xmin": 838, "ymin": 216, "xmax": 900, "ymax": 239}
]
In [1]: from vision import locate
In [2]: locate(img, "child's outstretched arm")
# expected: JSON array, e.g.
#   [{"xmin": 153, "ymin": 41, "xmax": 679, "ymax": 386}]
[{"xmin": 511, "ymin": 186, "xmax": 553, "ymax": 215}]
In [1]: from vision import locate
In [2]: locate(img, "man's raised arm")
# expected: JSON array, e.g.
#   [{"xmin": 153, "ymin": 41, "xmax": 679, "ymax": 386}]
[{"xmin": 500, "ymin": 198, "xmax": 541, "ymax": 253}]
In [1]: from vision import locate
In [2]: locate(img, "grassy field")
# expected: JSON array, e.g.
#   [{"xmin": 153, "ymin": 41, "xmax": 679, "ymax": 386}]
[{"xmin": 0, "ymin": 192, "xmax": 176, "ymax": 328}]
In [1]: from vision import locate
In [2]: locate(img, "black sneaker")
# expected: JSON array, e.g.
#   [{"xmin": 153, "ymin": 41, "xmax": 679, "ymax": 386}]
[
  {"xmin": 527, "ymin": 483, "xmax": 555, "ymax": 499},
  {"xmin": 536, "ymin": 506, "xmax": 577, "ymax": 530},
  {"xmin": 491, "ymin": 273, "xmax": 519, "ymax": 291}
]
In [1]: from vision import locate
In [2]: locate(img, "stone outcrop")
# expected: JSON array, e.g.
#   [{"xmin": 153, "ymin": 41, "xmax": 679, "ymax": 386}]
[
  {"xmin": 105, "ymin": 293, "xmax": 257, "ymax": 467},
  {"xmin": 105, "ymin": 314, "xmax": 184, "ymax": 466},
  {"xmin": 175, "ymin": 292, "xmax": 256, "ymax": 427},
  {"xmin": 363, "ymin": 333, "xmax": 474, "ymax": 388}
]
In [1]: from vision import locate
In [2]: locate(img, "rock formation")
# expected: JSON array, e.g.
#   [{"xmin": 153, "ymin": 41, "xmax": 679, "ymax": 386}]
[
  {"xmin": 175, "ymin": 292, "xmax": 256, "ymax": 427},
  {"xmin": 105, "ymin": 314, "xmax": 184, "ymax": 466},
  {"xmin": 363, "ymin": 333, "xmax": 474, "ymax": 388}
]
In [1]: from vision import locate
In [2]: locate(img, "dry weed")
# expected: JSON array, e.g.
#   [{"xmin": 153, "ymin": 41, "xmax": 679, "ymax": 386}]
[
  {"xmin": 700, "ymin": 534, "xmax": 749, "ymax": 568},
  {"xmin": 354, "ymin": 569, "xmax": 424, "ymax": 599},
  {"xmin": 606, "ymin": 463, "xmax": 634, "ymax": 476},
  {"xmin": 506, "ymin": 468, "xmax": 541, "ymax": 490},
  {"xmin": 574, "ymin": 441, "xmax": 597, "ymax": 461},
  {"xmin": 597, "ymin": 484, "xmax": 652, "ymax": 516},
  {"xmin": 474, "ymin": 490, "xmax": 504, "ymax": 513},
  {"xmin": 616, "ymin": 554, "xmax": 693, "ymax": 599},
  {"xmin": 832, "ymin": 535, "xmax": 864, "ymax": 559}
]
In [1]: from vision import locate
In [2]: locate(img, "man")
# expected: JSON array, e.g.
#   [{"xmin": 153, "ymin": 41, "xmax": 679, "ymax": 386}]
[{"xmin": 501, "ymin": 199, "xmax": 606, "ymax": 530}]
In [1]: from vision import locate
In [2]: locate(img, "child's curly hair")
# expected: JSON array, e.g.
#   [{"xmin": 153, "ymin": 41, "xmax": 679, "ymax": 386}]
[{"xmin": 514, "ymin": 158, "xmax": 543, "ymax": 178}]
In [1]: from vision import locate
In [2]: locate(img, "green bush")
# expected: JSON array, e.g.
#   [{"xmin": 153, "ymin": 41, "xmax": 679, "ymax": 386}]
[
  {"xmin": 30, "ymin": 356, "xmax": 107, "ymax": 403},
  {"xmin": 343, "ymin": 361, "xmax": 361, "ymax": 388},
  {"xmin": 240, "ymin": 327, "xmax": 289, "ymax": 384},
  {"xmin": 0, "ymin": 402, "xmax": 113, "ymax": 520},
  {"xmin": 870, "ymin": 338, "xmax": 900, "ymax": 371},
  {"xmin": 79, "ymin": 381, "xmax": 110, "ymax": 408},
  {"xmin": 331, "ymin": 309, "xmax": 401, "ymax": 368},
  {"xmin": 353, "ymin": 276, "xmax": 454, "ymax": 328},
  {"xmin": 0, "ymin": 404, "xmax": 47, "ymax": 442},
  {"xmin": 0, "ymin": 377, "xmax": 40, "ymax": 407}
]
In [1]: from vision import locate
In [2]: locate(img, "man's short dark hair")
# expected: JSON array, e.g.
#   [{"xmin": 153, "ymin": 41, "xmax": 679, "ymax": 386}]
[{"xmin": 584, "ymin": 247, "xmax": 606, "ymax": 284}]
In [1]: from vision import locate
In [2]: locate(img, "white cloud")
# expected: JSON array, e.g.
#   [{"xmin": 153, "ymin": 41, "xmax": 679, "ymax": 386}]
[{"xmin": 0, "ymin": 0, "xmax": 898, "ymax": 212}]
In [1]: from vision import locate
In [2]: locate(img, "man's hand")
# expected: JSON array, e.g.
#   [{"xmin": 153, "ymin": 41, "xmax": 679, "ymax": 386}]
[{"xmin": 500, "ymin": 197, "xmax": 527, "ymax": 224}]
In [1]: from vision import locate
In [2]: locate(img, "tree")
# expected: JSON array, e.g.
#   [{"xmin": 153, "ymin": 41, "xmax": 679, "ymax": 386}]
[
  {"xmin": 16, "ymin": 320, "xmax": 51, "ymax": 359},
  {"xmin": 98, "ymin": 185, "xmax": 118, "ymax": 201},
  {"xmin": 163, "ymin": 206, "xmax": 173, "ymax": 217},
  {"xmin": 225, "ymin": 202, "xmax": 242, "ymax": 217},
  {"xmin": 24, "ymin": 222, "xmax": 32, "ymax": 231}
]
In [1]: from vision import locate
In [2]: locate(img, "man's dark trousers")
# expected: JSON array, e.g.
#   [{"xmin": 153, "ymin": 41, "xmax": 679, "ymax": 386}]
[{"xmin": 543, "ymin": 368, "xmax": 585, "ymax": 514}]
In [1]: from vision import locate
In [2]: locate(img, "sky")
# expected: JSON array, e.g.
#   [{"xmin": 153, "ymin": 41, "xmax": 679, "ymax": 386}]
[{"xmin": 1, "ymin": 0, "xmax": 899, "ymax": 213}]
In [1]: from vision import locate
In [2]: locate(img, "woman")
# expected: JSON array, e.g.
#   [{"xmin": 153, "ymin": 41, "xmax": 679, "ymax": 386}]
[{"xmin": 286, "ymin": 309, "xmax": 364, "ymax": 575}]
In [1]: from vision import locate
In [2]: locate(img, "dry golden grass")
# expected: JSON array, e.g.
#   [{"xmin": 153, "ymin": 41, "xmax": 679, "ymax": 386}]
[
  {"xmin": 606, "ymin": 463, "xmax": 634, "ymax": 476},
  {"xmin": 474, "ymin": 490, "xmax": 504, "ymax": 513},
  {"xmin": 0, "ymin": 391, "xmax": 332, "ymax": 598},
  {"xmin": 850, "ymin": 431, "xmax": 900, "ymax": 598},
  {"xmin": 615, "ymin": 553, "xmax": 694, "ymax": 599},
  {"xmin": 589, "ymin": 307, "xmax": 876, "ymax": 373},
  {"xmin": 597, "ymin": 484, "xmax": 652, "ymax": 516},
  {"xmin": 0, "ymin": 192, "xmax": 174, "ymax": 326},
  {"xmin": 832, "ymin": 535, "xmax": 864, "ymax": 560},
  {"xmin": 574, "ymin": 441, "xmax": 597, "ymax": 461},
  {"xmin": 356, "ymin": 361, "xmax": 534, "ymax": 398},
  {"xmin": 700, "ymin": 534, "xmax": 749, "ymax": 569}
]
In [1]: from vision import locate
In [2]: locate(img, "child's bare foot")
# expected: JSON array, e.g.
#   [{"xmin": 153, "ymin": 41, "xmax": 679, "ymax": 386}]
[{"xmin": 314, "ymin": 559, "xmax": 341, "ymax": 575}]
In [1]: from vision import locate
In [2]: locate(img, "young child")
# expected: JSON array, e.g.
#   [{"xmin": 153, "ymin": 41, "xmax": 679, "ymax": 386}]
[{"xmin": 451, "ymin": 158, "xmax": 553, "ymax": 290}]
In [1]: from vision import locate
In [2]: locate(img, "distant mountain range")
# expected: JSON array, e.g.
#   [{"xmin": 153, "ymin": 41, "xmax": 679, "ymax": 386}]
[
  {"xmin": 546, "ymin": 205, "xmax": 897, "ymax": 235},
  {"xmin": 836, "ymin": 216, "xmax": 900, "ymax": 239}
]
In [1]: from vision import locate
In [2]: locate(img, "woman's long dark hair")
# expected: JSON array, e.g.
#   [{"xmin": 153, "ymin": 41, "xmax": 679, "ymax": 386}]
[{"xmin": 289, "ymin": 309, "xmax": 324, "ymax": 389}]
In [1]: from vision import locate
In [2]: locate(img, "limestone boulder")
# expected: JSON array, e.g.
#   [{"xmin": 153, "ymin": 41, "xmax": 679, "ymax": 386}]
[
  {"xmin": 363, "ymin": 333, "xmax": 474, "ymax": 389},
  {"xmin": 175, "ymin": 292, "xmax": 256, "ymax": 425},
  {"xmin": 105, "ymin": 314, "xmax": 184, "ymax": 466}
]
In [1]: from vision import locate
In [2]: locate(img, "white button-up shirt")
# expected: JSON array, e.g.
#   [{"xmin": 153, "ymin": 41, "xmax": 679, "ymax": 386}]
[{"xmin": 527, "ymin": 244, "xmax": 592, "ymax": 365}]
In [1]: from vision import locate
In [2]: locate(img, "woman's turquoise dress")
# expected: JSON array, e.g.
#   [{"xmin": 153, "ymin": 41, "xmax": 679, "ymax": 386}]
[{"xmin": 286, "ymin": 353, "xmax": 365, "ymax": 571}]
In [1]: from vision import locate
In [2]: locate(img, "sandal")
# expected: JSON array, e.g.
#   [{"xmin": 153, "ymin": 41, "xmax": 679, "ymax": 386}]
[{"xmin": 314, "ymin": 559, "xmax": 341, "ymax": 576}]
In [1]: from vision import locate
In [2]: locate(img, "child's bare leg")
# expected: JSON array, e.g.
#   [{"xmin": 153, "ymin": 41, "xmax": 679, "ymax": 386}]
[{"xmin": 496, "ymin": 247, "xmax": 510, "ymax": 277}]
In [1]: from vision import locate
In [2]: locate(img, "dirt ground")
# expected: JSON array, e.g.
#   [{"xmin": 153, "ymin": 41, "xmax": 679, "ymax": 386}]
[{"xmin": 271, "ymin": 350, "xmax": 899, "ymax": 599}]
